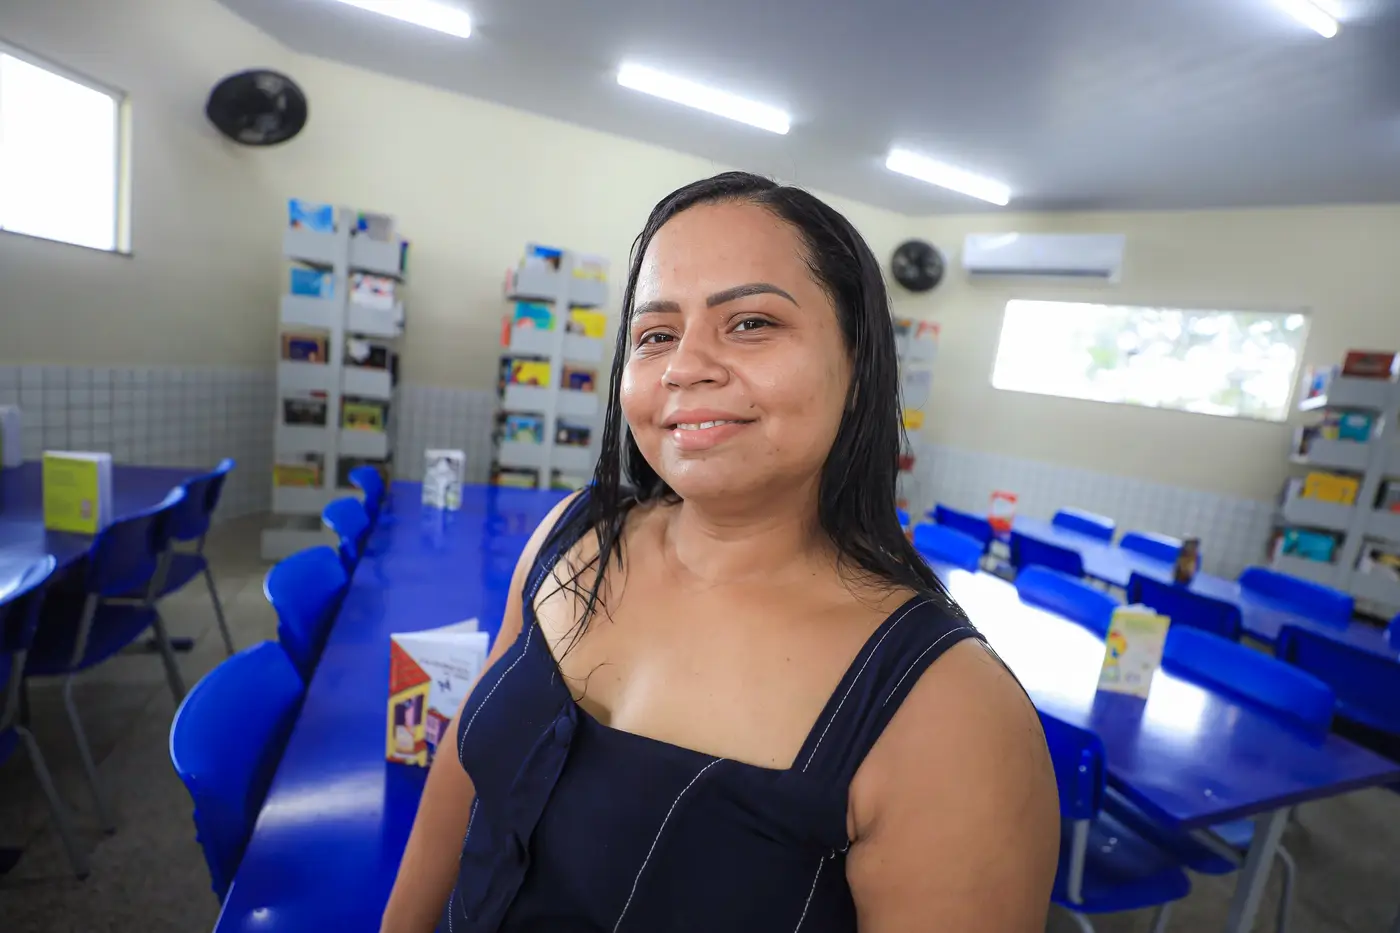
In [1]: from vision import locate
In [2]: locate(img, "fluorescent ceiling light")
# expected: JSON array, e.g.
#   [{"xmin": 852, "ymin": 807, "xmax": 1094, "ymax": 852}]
[
  {"xmin": 329, "ymin": 0, "xmax": 473, "ymax": 39},
  {"xmin": 617, "ymin": 64, "xmax": 790, "ymax": 134},
  {"xmin": 885, "ymin": 148, "xmax": 1011, "ymax": 206},
  {"xmin": 1271, "ymin": 0, "xmax": 1338, "ymax": 37}
]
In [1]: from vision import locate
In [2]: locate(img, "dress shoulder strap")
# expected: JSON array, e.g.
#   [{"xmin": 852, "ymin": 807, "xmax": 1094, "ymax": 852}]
[
  {"xmin": 794, "ymin": 593, "xmax": 983, "ymax": 787},
  {"xmin": 521, "ymin": 488, "xmax": 596, "ymax": 609}
]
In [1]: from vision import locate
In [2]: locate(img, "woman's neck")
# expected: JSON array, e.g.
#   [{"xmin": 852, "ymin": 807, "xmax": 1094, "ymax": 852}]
[{"xmin": 657, "ymin": 481, "xmax": 832, "ymax": 587}]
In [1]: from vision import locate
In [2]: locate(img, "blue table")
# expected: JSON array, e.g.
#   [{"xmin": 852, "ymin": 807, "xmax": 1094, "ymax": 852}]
[
  {"xmin": 0, "ymin": 461, "xmax": 198, "ymax": 569},
  {"xmin": 1013, "ymin": 516, "xmax": 1399, "ymax": 660},
  {"xmin": 216, "ymin": 484, "xmax": 568, "ymax": 933},
  {"xmin": 930, "ymin": 562, "xmax": 1400, "ymax": 933}
]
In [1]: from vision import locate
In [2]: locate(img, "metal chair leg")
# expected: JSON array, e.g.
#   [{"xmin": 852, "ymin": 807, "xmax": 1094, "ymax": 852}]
[
  {"xmin": 1063, "ymin": 909, "xmax": 1095, "ymax": 933},
  {"xmin": 62, "ymin": 676, "xmax": 115, "ymax": 833},
  {"xmin": 203, "ymin": 567, "xmax": 235, "ymax": 657},
  {"xmin": 1274, "ymin": 845, "xmax": 1297, "ymax": 933},
  {"xmin": 148, "ymin": 611, "xmax": 186, "ymax": 702},
  {"xmin": 16, "ymin": 724, "xmax": 90, "ymax": 877},
  {"xmin": 1148, "ymin": 903, "xmax": 1173, "ymax": 933}
]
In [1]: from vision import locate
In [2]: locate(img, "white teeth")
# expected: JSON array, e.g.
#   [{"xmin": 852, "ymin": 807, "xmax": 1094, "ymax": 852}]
[{"xmin": 674, "ymin": 420, "xmax": 739, "ymax": 431}]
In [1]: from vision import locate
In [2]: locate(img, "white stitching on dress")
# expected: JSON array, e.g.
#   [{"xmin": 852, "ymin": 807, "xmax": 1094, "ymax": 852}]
[
  {"xmin": 792, "ymin": 855, "xmax": 827, "ymax": 933},
  {"xmin": 612, "ymin": 757, "xmax": 726, "ymax": 933},
  {"xmin": 448, "ymin": 797, "xmax": 481, "ymax": 933},
  {"xmin": 459, "ymin": 620, "xmax": 534, "ymax": 759},
  {"xmin": 800, "ymin": 599, "xmax": 931, "ymax": 773},
  {"xmin": 880, "ymin": 627, "xmax": 973, "ymax": 708}
]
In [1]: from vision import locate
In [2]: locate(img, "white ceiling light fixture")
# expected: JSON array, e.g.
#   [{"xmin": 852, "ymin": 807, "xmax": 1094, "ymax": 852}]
[
  {"xmin": 1271, "ymin": 0, "xmax": 1339, "ymax": 37},
  {"xmin": 617, "ymin": 64, "xmax": 790, "ymax": 135},
  {"xmin": 885, "ymin": 148, "xmax": 1012, "ymax": 206},
  {"xmin": 329, "ymin": 0, "xmax": 473, "ymax": 39}
]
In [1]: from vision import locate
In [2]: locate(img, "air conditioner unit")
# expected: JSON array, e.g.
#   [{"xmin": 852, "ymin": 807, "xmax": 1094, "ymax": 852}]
[{"xmin": 962, "ymin": 233, "xmax": 1125, "ymax": 281}]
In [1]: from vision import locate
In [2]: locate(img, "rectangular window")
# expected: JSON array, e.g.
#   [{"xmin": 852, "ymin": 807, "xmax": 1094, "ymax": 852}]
[
  {"xmin": 991, "ymin": 299, "xmax": 1308, "ymax": 421},
  {"xmin": 0, "ymin": 44, "xmax": 127, "ymax": 252}
]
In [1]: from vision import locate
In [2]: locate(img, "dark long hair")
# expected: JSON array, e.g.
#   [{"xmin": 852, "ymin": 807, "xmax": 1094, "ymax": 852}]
[{"xmin": 542, "ymin": 171, "xmax": 959, "ymax": 643}]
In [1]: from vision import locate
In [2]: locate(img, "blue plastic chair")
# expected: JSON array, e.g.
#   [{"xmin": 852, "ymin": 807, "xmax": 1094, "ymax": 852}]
[
  {"xmin": 911, "ymin": 523, "xmax": 984, "ymax": 573},
  {"xmin": 0, "ymin": 557, "xmax": 88, "ymax": 877},
  {"xmin": 1010, "ymin": 531, "xmax": 1086, "ymax": 578},
  {"xmin": 1040, "ymin": 711, "xmax": 1189, "ymax": 933},
  {"xmin": 1276, "ymin": 625, "xmax": 1400, "ymax": 749},
  {"xmin": 1052, "ymin": 508, "xmax": 1116, "ymax": 543},
  {"xmin": 147, "ymin": 459, "xmax": 237, "ymax": 656},
  {"xmin": 1238, "ymin": 566, "xmax": 1354, "ymax": 627},
  {"xmin": 1110, "ymin": 625, "xmax": 1336, "ymax": 933},
  {"xmin": 931, "ymin": 504, "xmax": 994, "ymax": 551},
  {"xmin": 1127, "ymin": 573, "xmax": 1243, "ymax": 642},
  {"xmin": 348, "ymin": 464, "xmax": 387, "ymax": 526},
  {"xmin": 170, "ymin": 640, "xmax": 304, "ymax": 900},
  {"xmin": 26, "ymin": 486, "xmax": 187, "ymax": 832},
  {"xmin": 322, "ymin": 497, "xmax": 371, "ymax": 572},
  {"xmin": 896, "ymin": 507, "xmax": 910, "ymax": 531},
  {"xmin": 1015, "ymin": 566, "xmax": 1118, "ymax": 638},
  {"xmin": 1118, "ymin": 531, "xmax": 1183, "ymax": 565},
  {"xmin": 263, "ymin": 546, "xmax": 348, "ymax": 681}
]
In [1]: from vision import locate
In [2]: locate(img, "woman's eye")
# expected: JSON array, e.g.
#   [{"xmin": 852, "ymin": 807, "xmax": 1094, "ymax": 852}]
[
  {"xmin": 638, "ymin": 332, "xmax": 674, "ymax": 346},
  {"xmin": 735, "ymin": 318, "xmax": 771, "ymax": 332}
]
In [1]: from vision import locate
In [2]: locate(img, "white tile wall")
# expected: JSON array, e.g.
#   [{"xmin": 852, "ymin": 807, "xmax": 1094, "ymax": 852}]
[
  {"xmin": 0, "ymin": 363, "xmax": 275, "ymax": 521},
  {"xmin": 908, "ymin": 443, "xmax": 1277, "ymax": 580},
  {"xmin": 393, "ymin": 384, "xmax": 498, "ymax": 484}
]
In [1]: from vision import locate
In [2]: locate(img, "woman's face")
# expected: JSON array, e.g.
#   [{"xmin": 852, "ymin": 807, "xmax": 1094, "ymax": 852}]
[{"xmin": 621, "ymin": 200, "xmax": 853, "ymax": 503}]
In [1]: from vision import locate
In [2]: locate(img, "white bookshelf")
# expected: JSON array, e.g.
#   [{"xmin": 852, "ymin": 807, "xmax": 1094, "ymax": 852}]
[
  {"xmin": 894, "ymin": 319, "xmax": 940, "ymax": 518},
  {"xmin": 261, "ymin": 205, "xmax": 408, "ymax": 560},
  {"xmin": 494, "ymin": 250, "xmax": 608, "ymax": 490},
  {"xmin": 1275, "ymin": 372, "xmax": 1400, "ymax": 613}
]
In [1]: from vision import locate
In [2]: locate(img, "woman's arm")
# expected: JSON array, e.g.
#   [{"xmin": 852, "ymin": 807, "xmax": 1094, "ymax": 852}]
[
  {"xmin": 379, "ymin": 492, "xmax": 582, "ymax": 933},
  {"xmin": 846, "ymin": 639, "xmax": 1059, "ymax": 932}
]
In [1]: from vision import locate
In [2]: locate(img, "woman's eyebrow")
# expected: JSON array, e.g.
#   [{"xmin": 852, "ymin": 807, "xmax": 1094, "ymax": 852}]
[{"xmin": 707, "ymin": 282, "xmax": 798, "ymax": 307}]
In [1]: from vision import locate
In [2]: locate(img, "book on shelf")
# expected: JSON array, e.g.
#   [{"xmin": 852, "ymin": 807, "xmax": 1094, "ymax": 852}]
[
  {"xmin": 289, "ymin": 267, "xmax": 334, "ymax": 299},
  {"xmin": 288, "ymin": 198, "xmax": 335, "ymax": 233},
  {"xmin": 1098, "ymin": 605, "xmax": 1169, "ymax": 698},
  {"xmin": 511, "ymin": 302, "xmax": 554, "ymax": 331},
  {"xmin": 0, "ymin": 405, "xmax": 21, "ymax": 468},
  {"xmin": 555, "ymin": 420, "xmax": 591, "ymax": 447},
  {"xmin": 42, "ymin": 451, "xmax": 113, "ymax": 535},
  {"xmin": 571, "ymin": 253, "xmax": 608, "ymax": 282},
  {"xmin": 507, "ymin": 360, "xmax": 551, "ymax": 388},
  {"xmin": 350, "ymin": 273, "xmax": 398, "ymax": 310},
  {"xmin": 282, "ymin": 331, "xmax": 329, "ymax": 363},
  {"xmin": 566, "ymin": 309, "xmax": 606, "ymax": 338},
  {"xmin": 274, "ymin": 453, "xmax": 324, "ymax": 488},
  {"xmin": 423, "ymin": 449, "xmax": 466, "ymax": 510},
  {"xmin": 352, "ymin": 211, "xmax": 395, "ymax": 242},
  {"xmin": 283, "ymin": 391, "xmax": 328, "ymax": 427},
  {"xmin": 550, "ymin": 470, "xmax": 590, "ymax": 491},
  {"xmin": 342, "ymin": 398, "xmax": 388, "ymax": 432},
  {"xmin": 492, "ymin": 466, "xmax": 538, "ymax": 489},
  {"xmin": 501, "ymin": 414, "xmax": 544, "ymax": 445},
  {"xmin": 562, "ymin": 366, "xmax": 596, "ymax": 393},
  {"xmin": 346, "ymin": 338, "xmax": 396, "ymax": 372}
]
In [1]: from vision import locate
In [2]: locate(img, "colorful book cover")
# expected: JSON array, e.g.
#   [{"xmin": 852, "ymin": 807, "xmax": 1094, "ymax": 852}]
[
  {"xmin": 387, "ymin": 619, "xmax": 489, "ymax": 766},
  {"xmin": 423, "ymin": 449, "xmax": 466, "ymax": 510},
  {"xmin": 503, "ymin": 414, "xmax": 544, "ymax": 444},
  {"xmin": 493, "ymin": 467, "xmax": 539, "ymax": 489},
  {"xmin": 343, "ymin": 400, "xmax": 387, "ymax": 432},
  {"xmin": 0, "ymin": 405, "xmax": 21, "ymax": 468},
  {"xmin": 350, "ymin": 273, "xmax": 397, "ymax": 310},
  {"xmin": 282, "ymin": 331, "xmax": 329, "ymax": 363},
  {"xmin": 566, "ymin": 309, "xmax": 606, "ymax": 338},
  {"xmin": 555, "ymin": 421, "xmax": 591, "ymax": 447},
  {"xmin": 274, "ymin": 453, "xmax": 323, "ymax": 488},
  {"xmin": 512, "ymin": 302, "xmax": 554, "ymax": 331},
  {"xmin": 289, "ymin": 267, "xmax": 334, "ymax": 298},
  {"xmin": 562, "ymin": 366, "xmax": 596, "ymax": 393},
  {"xmin": 288, "ymin": 198, "xmax": 335, "ymax": 233},
  {"xmin": 1099, "ymin": 605, "xmax": 1170, "ymax": 698},
  {"xmin": 509, "ymin": 360, "xmax": 551, "ymax": 387},
  {"xmin": 571, "ymin": 253, "xmax": 608, "ymax": 281},
  {"xmin": 42, "ymin": 451, "xmax": 112, "ymax": 535}
]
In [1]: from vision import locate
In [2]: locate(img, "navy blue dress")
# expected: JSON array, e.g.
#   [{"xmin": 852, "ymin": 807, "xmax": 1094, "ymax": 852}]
[{"xmin": 446, "ymin": 493, "xmax": 981, "ymax": 932}]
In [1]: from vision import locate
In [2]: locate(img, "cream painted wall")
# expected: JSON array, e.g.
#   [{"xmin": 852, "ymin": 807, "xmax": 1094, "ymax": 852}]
[
  {"xmin": 0, "ymin": 0, "xmax": 292, "ymax": 366},
  {"xmin": 903, "ymin": 205, "xmax": 1400, "ymax": 500}
]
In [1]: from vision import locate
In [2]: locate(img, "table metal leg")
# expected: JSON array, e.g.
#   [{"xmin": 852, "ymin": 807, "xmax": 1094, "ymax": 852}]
[{"xmin": 1224, "ymin": 808, "xmax": 1290, "ymax": 933}]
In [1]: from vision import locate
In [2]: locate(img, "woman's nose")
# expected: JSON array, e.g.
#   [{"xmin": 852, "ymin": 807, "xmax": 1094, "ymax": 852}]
[{"xmin": 663, "ymin": 329, "xmax": 729, "ymax": 389}]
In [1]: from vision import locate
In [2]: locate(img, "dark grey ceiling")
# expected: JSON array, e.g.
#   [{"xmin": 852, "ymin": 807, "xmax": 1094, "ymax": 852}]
[{"xmin": 216, "ymin": 0, "xmax": 1400, "ymax": 214}]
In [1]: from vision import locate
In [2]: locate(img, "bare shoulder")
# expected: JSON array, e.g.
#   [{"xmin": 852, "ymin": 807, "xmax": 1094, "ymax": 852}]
[{"xmin": 847, "ymin": 639, "xmax": 1059, "ymax": 932}]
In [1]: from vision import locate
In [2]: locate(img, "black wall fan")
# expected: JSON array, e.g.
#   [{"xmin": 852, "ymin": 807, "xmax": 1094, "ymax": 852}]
[
  {"xmin": 890, "ymin": 239, "xmax": 945, "ymax": 293},
  {"xmin": 205, "ymin": 69, "xmax": 308, "ymax": 146}
]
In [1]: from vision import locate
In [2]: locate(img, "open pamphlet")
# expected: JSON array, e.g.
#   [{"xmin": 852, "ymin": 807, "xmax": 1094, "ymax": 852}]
[
  {"xmin": 1098, "ymin": 604, "xmax": 1170, "ymax": 698},
  {"xmin": 387, "ymin": 619, "xmax": 490, "ymax": 766}
]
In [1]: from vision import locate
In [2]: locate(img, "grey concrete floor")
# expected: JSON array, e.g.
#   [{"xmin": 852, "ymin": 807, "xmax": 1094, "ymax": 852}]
[{"xmin": 0, "ymin": 515, "xmax": 1397, "ymax": 932}]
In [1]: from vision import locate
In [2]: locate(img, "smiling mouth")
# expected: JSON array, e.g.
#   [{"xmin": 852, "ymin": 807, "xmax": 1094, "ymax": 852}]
[{"xmin": 668, "ymin": 419, "xmax": 754, "ymax": 431}]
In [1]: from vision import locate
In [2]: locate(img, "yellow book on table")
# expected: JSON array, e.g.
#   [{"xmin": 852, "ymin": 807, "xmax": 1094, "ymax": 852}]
[
  {"xmin": 42, "ymin": 451, "xmax": 113, "ymax": 535},
  {"xmin": 1099, "ymin": 604, "xmax": 1170, "ymax": 698}
]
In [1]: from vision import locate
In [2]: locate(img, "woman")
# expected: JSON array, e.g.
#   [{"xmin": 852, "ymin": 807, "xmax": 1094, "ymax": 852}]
[{"xmin": 382, "ymin": 172, "xmax": 1058, "ymax": 932}]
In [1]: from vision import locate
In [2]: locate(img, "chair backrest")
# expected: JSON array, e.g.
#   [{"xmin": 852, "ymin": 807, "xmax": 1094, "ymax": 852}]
[
  {"xmin": 263, "ymin": 546, "xmax": 348, "ymax": 680},
  {"xmin": 932, "ymin": 504, "xmax": 994, "ymax": 549},
  {"xmin": 1038, "ymin": 711, "xmax": 1104, "ymax": 820},
  {"xmin": 167, "ymin": 459, "xmax": 237, "ymax": 543},
  {"xmin": 896, "ymin": 508, "xmax": 909, "ymax": 530},
  {"xmin": 1276, "ymin": 625, "xmax": 1400, "ymax": 735},
  {"xmin": 322, "ymin": 497, "xmax": 371, "ymax": 571},
  {"xmin": 170, "ymin": 640, "xmax": 304, "ymax": 900},
  {"xmin": 911, "ymin": 523, "xmax": 984, "ymax": 572},
  {"xmin": 1238, "ymin": 566, "xmax": 1354, "ymax": 627},
  {"xmin": 0, "ymin": 556, "xmax": 57, "ymax": 732},
  {"xmin": 85, "ymin": 487, "xmax": 186, "ymax": 598},
  {"xmin": 1009, "ymin": 531, "xmax": 1085, "ymax": 578},
  {"xmin": 1118, "ymin": 531, "xmax": 1183, "ymax": 565},
  {"xmin": 1015, "ymin": 565, "xmax": 1118, "ymax": 638},
  {"xmin": 1128, "ymin": 573, "xmax": 1243, "ymax": 642},
  {"xmin": 1164, "ymin": 625, "xmax": 1334, "ymax": 732},
  {"xmin": 348, "ymin": 465, "xmax": 386, "ymax": 524},
  {"xmin": 1051, "ymin": 508, "xmax": 1115, "ymax": 543}
]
